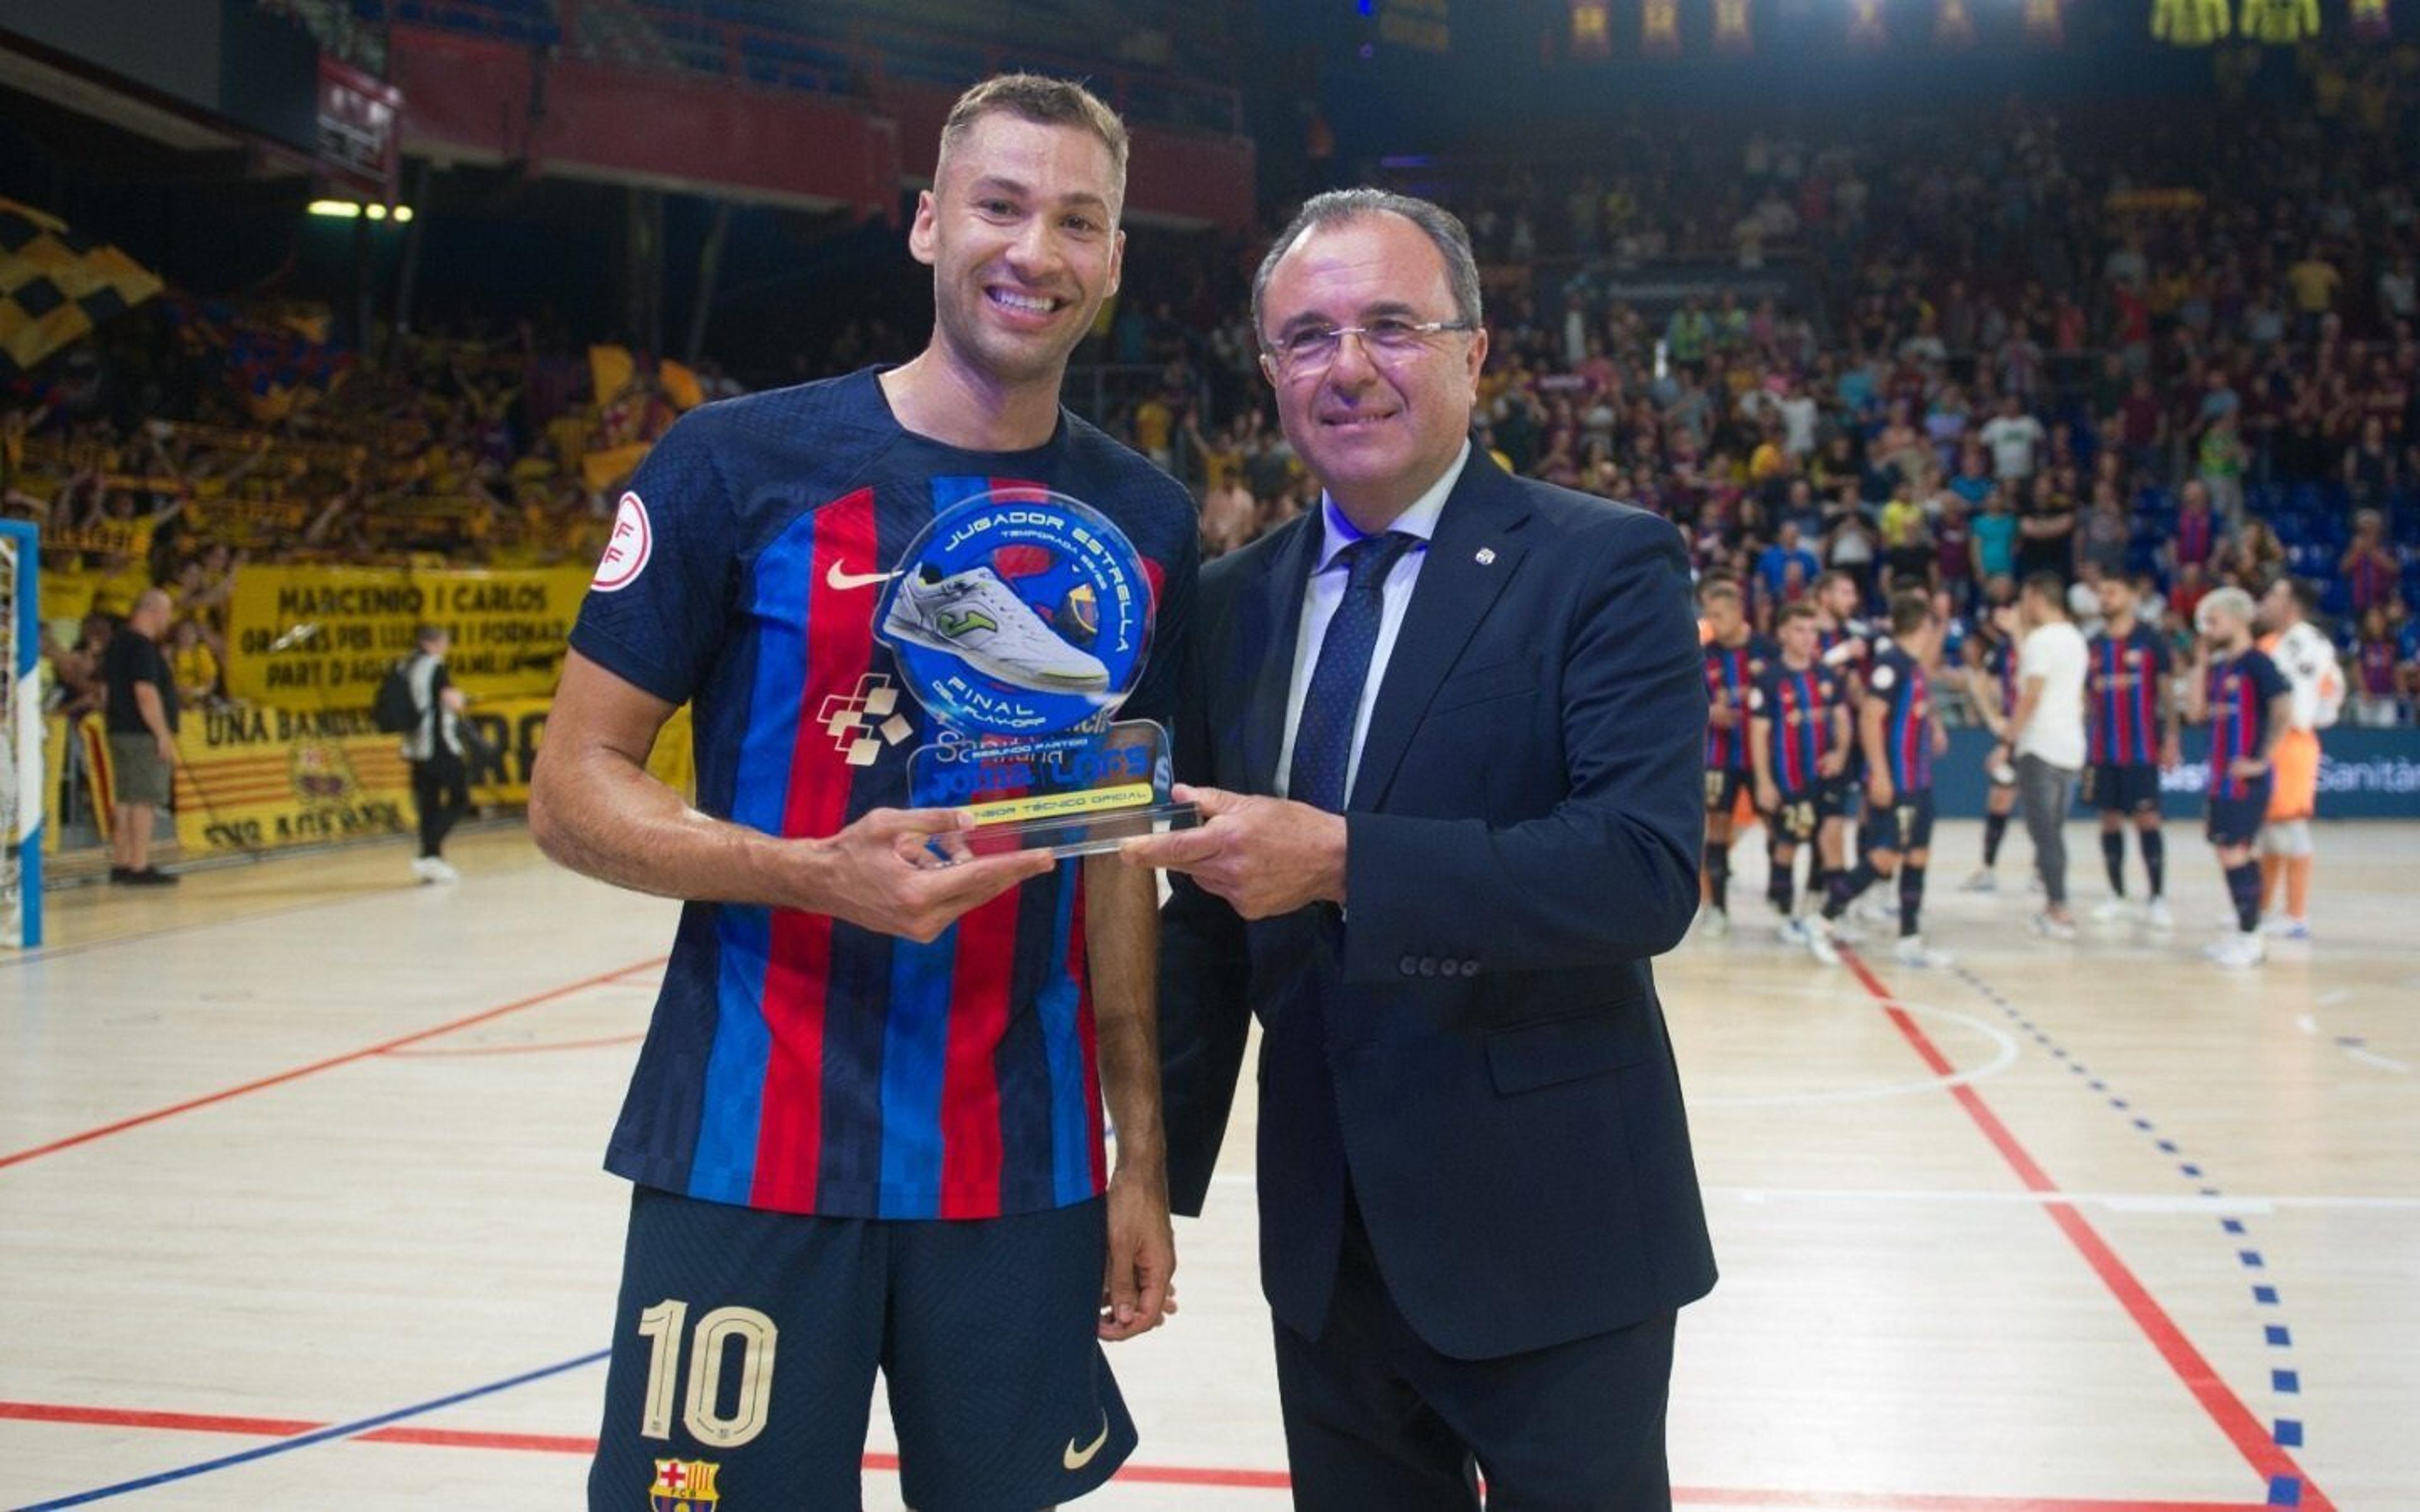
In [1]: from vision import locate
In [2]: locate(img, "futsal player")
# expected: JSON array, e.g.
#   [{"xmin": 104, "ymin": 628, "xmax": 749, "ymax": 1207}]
[
  {"xmin": 1809, "ymin": 568, "xmax": 1878, "ymax": 925},
  {"xmin": 1962, "ymin": 590, "xmax": 2024, "ymax": 891},
  {"xmin": 1818, "ymin": 591, "xmax": 1953, "ymax": 966},
  {"xmin": 529, "ymin": 75, "xmax": 1198, "ymax": 1509},
  {"xmin": 1750, "ymin": 602, "xmax": 1853, "ymax": 961},
  {"xmin": 2254, "ymin": 576, "xmax": 2342, "ymax": 941},
  {"xmin": 2184, "ymin": 588, "xmax": 2293, "ymax": 970},
  {"xmin": 2083, "ymin": 575, "xmax": 2177, "ymax": 929},
  {"xmin": 1700, "ymin": 576, "xmax": 1773, "ymax": 937}
]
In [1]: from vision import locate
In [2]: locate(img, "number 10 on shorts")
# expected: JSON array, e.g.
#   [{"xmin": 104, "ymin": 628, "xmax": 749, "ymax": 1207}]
[{"xmin": 636, "ymin": 1298, "xmax": 779, "ymax": 1448}]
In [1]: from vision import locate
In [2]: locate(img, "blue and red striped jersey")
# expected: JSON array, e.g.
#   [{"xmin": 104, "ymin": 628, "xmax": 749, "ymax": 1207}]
[
  {"xmin": 1703, "ymin": 634, "xmax": 1773, "ymax": 772},
  {"xmin": 1749, "ymin": 661, "xmax": 1845, "ymax": 794},
  {"xmin": 2176, "ymin": 507, "xmax": 2215, "ymax": 570},
  {"xmin": 2206, "ymin": 648, "xmax": 2288, "ymax": 801},
  {"xmin": 2348, "ymin": 550, "xmax": 2397, "ymax": 613},
  {"xmin": 2356, "ymin": 637, "xmax": 2397, "ymax": 697},
  {"xmin": 1981, "ymin": 634, "xmax": 2019, "ymax": 719},
  {"xmin": 1865, "ymin": 645, "xmax": 1935, "ymax": 793},
  {"xmin": 2087, "ymin": 622, "xmax": 2170, "ymax": 765},
  {"xmin": 568, "ymin": 371, "xmax": 1197, "ymax": 1220}
]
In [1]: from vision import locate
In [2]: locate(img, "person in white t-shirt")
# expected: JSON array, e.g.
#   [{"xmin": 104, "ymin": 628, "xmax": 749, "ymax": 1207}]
[
  {"xmin": 2008, "ymin": 572, "xmax": 2089, "ymax": 937},
  {"xmin": 1979, "ymin": 393, "xmax": 2046, "ymax": 483}
]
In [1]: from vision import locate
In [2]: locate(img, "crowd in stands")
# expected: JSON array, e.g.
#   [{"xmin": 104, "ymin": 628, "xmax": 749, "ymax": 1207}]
[
  {"xmin": 1157, "ymin": 45, "xmax": 2420, "ymax": 723},
  {"xmin": 1, "ymin": 302, "xmax": 745, "ymax": 720},
  {"xmin": 14, "ymin": 46, "xmax": 2420, "ymax": 735}
]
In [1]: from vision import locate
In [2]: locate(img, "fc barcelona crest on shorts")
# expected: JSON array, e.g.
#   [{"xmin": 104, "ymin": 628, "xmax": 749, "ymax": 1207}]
[{"xmin": 650, "ymin": 1457, "xmax": 720, "ymax": 1510}]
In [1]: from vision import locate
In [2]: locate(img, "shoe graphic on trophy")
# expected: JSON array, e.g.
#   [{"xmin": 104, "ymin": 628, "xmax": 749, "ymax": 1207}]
[{"xmin": 882, "ymin": 563, "xmax": 1112, "ymax": 693}]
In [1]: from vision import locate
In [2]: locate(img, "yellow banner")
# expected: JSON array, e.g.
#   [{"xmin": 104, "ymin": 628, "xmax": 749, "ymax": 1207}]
[
  {"xmin": 43, "ymin": 714, "xmax": 70, "ymax": 854},
  {"xmin": 45, "ymin": 517, "xmax": 156, "ymax": 559},
  {"xmin": 461, "ymin": 695, "xmax": 693, "ymax": 805},
  {"xmin": 224, "ymin": 564, "xmax": 592, "ymax": 708},
  {"xmin": 171, "ymin": 704, "xmax": 413, "ymax": 855}
]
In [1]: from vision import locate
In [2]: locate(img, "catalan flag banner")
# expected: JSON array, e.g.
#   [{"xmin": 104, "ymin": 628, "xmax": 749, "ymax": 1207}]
[{"xmin": 0, "ymin": 198, "xmax": 164, "ymax": 378}]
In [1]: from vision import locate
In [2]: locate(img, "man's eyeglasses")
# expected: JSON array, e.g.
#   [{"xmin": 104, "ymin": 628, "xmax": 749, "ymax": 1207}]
[{"xmin": 1265, "ymin": 317, "xmax": 1478, "ymax": 377}]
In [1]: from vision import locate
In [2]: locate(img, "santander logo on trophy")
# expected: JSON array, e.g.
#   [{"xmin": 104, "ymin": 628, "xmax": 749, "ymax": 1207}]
[{"xmin": 874, "ymin": 486, "xmax": 1197, "ymax": 856}]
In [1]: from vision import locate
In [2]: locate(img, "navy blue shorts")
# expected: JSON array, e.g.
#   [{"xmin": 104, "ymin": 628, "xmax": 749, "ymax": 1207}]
[
  {"xmin": 2087, "ymin": 762, "xmax": 2162, "ymax": 816},
  {"xmin": 1766, "ymin": 780, "xmax": 1846, "ymax": 843},
  {"xmin": 1862, "ymin": 791, "xmax": 1936, "ymax": 855},
  {"xmin": 1704, "ymin": 767, "xmax": 1749, "ymax": 815},
  {"xmin": 589, "ymin": 1184, "xmax": 1134, "ymax": 1511},
  {"xmin": 2207, "ymin": 783, "xmax": 2271, "ymax": 849}
]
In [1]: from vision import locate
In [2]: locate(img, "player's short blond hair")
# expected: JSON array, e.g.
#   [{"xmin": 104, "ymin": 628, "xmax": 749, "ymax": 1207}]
[
  {"xmin": 937, "ymin": 74, "xmax": 1129, "ymax": 211},
  {"xmin": 2196, "ymin": 585, "xmax": 2256, "ymax": 634}
]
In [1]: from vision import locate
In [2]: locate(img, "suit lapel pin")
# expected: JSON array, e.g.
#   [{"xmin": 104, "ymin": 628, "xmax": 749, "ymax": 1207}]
[{"xmin": 1475, "ymin": 547, "xmax": 1497, "ymax": 566}]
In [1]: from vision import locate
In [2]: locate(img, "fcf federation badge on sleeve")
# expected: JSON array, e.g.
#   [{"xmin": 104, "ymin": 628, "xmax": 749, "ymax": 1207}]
[{"xmin": 873, "ymin": 487, "xmax": 1196, "ymax": 856}]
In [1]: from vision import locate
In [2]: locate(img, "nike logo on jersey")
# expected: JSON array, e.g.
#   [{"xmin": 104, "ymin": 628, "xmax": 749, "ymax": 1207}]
[
  {"xmin": 826, "ymin": 562, "xmax": 902, "ymax": 592},
  {"xmin": 1063, "ymin": 1412, "xmax": 1110, "ymax": 1470}
]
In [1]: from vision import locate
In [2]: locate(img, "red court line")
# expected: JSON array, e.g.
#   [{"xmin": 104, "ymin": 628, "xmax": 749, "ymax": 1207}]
[
  {"xmin": 1839, "ymin": 949, "xmax": 2331, "ymax": 1512},
  {"xmin": 379, "ymin": 1031, "xmax": 647, "ymax": 1058},
  {"xmin": 0, "ymin": 954, "xmax": 667, "ymax": 1172},
  {"xmin": 0, "ymin": 1399, "xmax": 2265, "ymax": 1508}
]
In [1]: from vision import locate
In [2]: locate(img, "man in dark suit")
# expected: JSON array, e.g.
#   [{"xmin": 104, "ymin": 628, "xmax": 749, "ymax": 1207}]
[{"xmin": 1122, "ymin": 189, "xmax": 1715, "ymax": 1507}]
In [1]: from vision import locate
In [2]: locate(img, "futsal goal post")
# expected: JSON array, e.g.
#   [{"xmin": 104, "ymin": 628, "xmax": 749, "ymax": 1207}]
[{"xmin": 0, "ymin": 518, "xmax": 42, "ymax": 949}]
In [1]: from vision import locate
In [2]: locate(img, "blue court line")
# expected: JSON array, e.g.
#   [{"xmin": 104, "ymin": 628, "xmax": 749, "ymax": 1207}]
[
  {"xmin": 16, "ymin": 1349, "xmax": 609, "ymax": 1508},
  {"xmin": 1949, "ymin": 964, "xmax": 2320, "ymax": 1499}
]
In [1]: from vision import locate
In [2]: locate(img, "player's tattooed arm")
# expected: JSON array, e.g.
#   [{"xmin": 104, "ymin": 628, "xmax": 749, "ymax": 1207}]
[
  {"xmin": 1084, "ymin": 852, "xmax": 1177, "ymax": 1343},
  {"xmin": 531, "ymin": 650, "xmax": 1049, "ymax": 938}
]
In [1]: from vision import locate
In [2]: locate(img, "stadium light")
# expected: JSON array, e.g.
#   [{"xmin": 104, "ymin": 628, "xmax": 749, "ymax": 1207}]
[{"xmin": 308, "ymin": 201, "xmax": 414, "ymax": 222}]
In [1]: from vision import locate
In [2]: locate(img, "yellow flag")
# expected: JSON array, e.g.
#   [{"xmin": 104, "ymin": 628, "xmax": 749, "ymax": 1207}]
[
  {"xmin": 0, "ymin": 197, "xmax": 164, "ymax": 377},
  {"xmin": 659, "ymin": 358, "xmax": 704, "ymax": 411},
  {"xmin": 589, "ymin": 343, "xmax": 636, "ymax": 401}
]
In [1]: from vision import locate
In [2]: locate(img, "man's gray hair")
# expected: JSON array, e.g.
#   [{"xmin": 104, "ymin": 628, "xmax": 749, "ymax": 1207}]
[{"xmin": 1250, "ymin": 188, "xmax": 1484, "ymax": 344}]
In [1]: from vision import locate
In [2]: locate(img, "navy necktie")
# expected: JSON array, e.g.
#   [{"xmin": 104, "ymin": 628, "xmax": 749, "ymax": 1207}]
[{"xmin": 1289, "ymin": 531, "xmax": 1417, "ymax": 814}]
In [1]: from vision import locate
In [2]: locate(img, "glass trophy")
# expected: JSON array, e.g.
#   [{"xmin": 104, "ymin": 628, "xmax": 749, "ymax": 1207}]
[{"xmin": 874, "ymin": 487, "xmax": 1199, "ymax": 857}]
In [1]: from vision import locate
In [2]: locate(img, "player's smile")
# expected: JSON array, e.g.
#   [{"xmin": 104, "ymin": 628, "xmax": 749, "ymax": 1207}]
[{"xmin": 983, "ymin": 282, "xmax": 1070, "ymax": 328}]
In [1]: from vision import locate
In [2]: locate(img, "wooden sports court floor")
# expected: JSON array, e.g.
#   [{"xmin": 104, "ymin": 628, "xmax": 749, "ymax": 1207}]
[{"xmin": 2, "ymin": 820, "xmax": 2414, "ymax": 1509}]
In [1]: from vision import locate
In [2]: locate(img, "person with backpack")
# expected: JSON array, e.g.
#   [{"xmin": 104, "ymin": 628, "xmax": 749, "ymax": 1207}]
[{"xmin": 391, "ymin": 623, "xmax": 470, "ymax": 883}]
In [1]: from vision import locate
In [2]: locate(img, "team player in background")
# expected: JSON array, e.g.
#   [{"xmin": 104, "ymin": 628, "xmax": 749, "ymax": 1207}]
[
  {"xmin": 1751, "ymin": 602, "xmax": 1853, "ymax": 961},
  {"xmin": 1815, "ymin": 592, "xmax": 1954, "ymax": 967},
  {"xmin": 528, "ymin": 75, "xmax": 1194, "ymax": 1509},
  {"xmin": 1700, "ymin": 578, "xmax": 1773, "ymax": 938},
  {"xmin": 1962, "ymin": 590, "xmax": 2025, "ymax": 891},
  {"xmin": 2186, "ymin": 588, "xmax": 2295, "ymax": 970},
  {"xmin": 2083, "ymin": 575, "xmax": 2178, "ymax": 929},
  {"xmin": 2254, "ymin": 577, "xmax": 2342, "ymax": 941},
  {"xmin": 1809, "ymin": 568, "xmax": 1877, "ymax": 920}
]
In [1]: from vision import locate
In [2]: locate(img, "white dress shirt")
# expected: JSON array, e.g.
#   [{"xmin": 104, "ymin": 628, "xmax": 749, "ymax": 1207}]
[{"xmin": 1274, "ymin": 442, "xmax": 1472, "ymax": 801}]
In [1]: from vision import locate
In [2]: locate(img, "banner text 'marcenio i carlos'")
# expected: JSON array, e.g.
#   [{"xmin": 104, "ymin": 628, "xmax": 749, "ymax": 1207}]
[{"xmin": 224, "ymin": 564, "xmax": 592, "ymax": 707}]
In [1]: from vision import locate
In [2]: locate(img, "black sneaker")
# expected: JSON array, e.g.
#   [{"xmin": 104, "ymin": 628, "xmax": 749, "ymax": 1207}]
[
  {"xmin": 129, "ymin": 868, "xmax": 181, "ymax": 886},
  {"xmin": 109, "ymin": 866, "xmax": 136, "ymax": 883}
]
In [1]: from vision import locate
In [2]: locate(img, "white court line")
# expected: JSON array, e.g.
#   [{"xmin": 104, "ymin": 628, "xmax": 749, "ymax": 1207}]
[
  {"xmin": 2315, "ymin": 988, "xmax": 2356, "ymax": 1008},
  {"xmin": 2344, "ymin": 1046, "xmax": 2413, "ymax": 1074},
  {"xmin": 1204, "ymin": 1174, "xmax": 2420, "ymax": 1211},
  {"xmin": 1692, "ymin": 1000, "xmax": 2021, "ymax": 1108}
]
